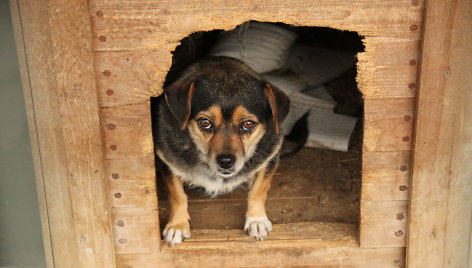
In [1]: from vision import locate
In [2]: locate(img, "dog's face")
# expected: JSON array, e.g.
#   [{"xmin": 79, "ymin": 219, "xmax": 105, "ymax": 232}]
[{"xmin": 164, "ymin": 58, "xmax": 289, "ymax": 178}]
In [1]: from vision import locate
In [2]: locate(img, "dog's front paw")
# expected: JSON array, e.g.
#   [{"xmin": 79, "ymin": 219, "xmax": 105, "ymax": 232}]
[
  {"xmin": 163, "ymin": 221, "xmax": 191, "ymax": 246},
  {"xmin": 244, "ymin": 216, "xmax": 272, "ymax": 241}
]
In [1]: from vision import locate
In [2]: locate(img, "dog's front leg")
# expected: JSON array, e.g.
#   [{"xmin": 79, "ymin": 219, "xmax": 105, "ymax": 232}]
[
  {"xmin": 245, "ymin": 167, "xmax": 275, "ymax": 240},
  {"xmin": 162, "ymin": 175, "xmax": 190, "ymax": 245}
]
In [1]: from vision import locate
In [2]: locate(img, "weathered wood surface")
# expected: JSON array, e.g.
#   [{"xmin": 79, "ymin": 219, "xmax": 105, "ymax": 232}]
[
  {"xmin": 407, "ymin": 0, "xmax": 472, "ymax": 267},
  {"xmin": 364, "ymin": 98, "xmax": 415, "ymax": 152},
  {"xmin": 10, "ymin": 0, "xmax": 116, "ymax": 267},
  {"xmin": 362, "ymin": 151, "xmax": 411, "ymax": 201},
  {"xmin": 115, "ymin": 223, "xmax": 405, "ymax": 268},
  {"xmin": 87, "ymin": 0, "xmax": 425, "ymax": 260},
  {"xmin": 111, "ymin": 207, "xmax": 160, "ymax": 254},
  {"xmin": 360, "ymin": 200, "xmax": 408, "ymax": 248}
]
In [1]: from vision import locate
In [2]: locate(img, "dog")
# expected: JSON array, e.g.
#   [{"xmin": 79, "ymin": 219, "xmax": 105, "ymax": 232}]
[{"xmin": 152, "ymin": 56, "xmax": 289, "ymax": 245}]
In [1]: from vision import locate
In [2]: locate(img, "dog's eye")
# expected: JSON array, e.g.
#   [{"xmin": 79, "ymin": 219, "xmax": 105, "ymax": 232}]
[
  {"xmin": 241, "ymin": 121, "xmax": 256, "ymax": 131},
  {"xmin": 198, "ymin": 118, "xmax": 212, "ymax": 130}
]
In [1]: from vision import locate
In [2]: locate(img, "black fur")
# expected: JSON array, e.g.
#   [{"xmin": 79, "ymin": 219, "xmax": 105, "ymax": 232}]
[{"xmin": 152, "ymin": 57, "xmax": 289, "ymax": 192}]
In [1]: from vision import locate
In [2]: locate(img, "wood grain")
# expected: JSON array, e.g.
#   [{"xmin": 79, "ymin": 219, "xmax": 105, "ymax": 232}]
[
  {"xmin": 111, "ymin": 207, "xmax": 160, "ymax": 254},
  {"xmin": 115, "ymin": 221, "xmax": 406, "ymax": 267},
  {"xmin": 364, "ymin": 98, "xmax": 415, "ymax": 152},
  {"xmin": 86, "ymin": 0, "xmax": 426, "ymax": 263},
  {"xmin": 10, "ymin": 0, "xmax": 116, "ymax": 267},
  {"xmin": 362, "ymin": 151, "xmax": 411, "ymax": 201},
  {"xmin": 89, "ymin": 0, "xmax": 423, "ymax": 51},
  {"xmin": 105, "ymin": 157, "xmax": 157, "ymax": 208},
  {"xmin": 407, "ymin": 0, "xmax": 472, "ymax": 266},
  {"xmin": 100, "ymin": 103, "xmax": 154, "ymax": 159},
  {"xmin": 360, "ymin": 200, "xmax": 408, "ymax": 248}
]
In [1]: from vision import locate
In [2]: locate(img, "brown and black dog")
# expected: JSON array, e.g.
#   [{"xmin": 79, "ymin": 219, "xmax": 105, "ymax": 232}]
[{"xmin": 152, "ymin": 56, "xmax": 289, "ymax": 245}]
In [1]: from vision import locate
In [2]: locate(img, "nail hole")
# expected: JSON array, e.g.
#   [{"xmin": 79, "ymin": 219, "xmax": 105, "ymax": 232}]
[
  {"xmin": 400, "ymin": 165, "xmax": 408, "ymax": 172},
  {"xmin": 399, "ymin": 185, "xmax": 408, "ymax": 191},
  {"xmin": 111, "ymin": 173, "xmax": 119, "ymax": 179},
  {"xmin": 409, "ymin": 59, "xmax": 417, "ymax": 66},
  {"xmin": 404, "ymin": 115, "xmax": 412, "ymax": 121},
  {"xmin": 408, "ymin": 83, "xmax": 417, "ymax": 89},
  {"xmin": 394, "ymin": 259, "xmax": 402, "ymax": 266},
  {"xmin": 98, "ymin": 36, "xmax": 106, "ymax": 42},
  {"xmin": 103, "ymin": 70, "xmax": 111, "ymax": 76},
  {"xmin": 118, "ymin": 238, "xmax": 127, "ymax": 244},
  {"xmin": 96, "ymin": 11, "xmax": 103, "ymax": 17},
  {"xmin": 402, "ymin": 136, "xmax": 410, "ymax": 142},
  {"xmin": 397, "ymin": 213, "xmax": 405, "ymax": 220},
  {"xmin": 117, "ymin": 220, "xmax": 125, "ymax": 227},
  {"xmin": 410, "ymin": 25, "xmax": 418, "ymax": 31},
  {"xmin": 107, "ymin": 123, "xmax": 116, "ymax": 130},
  {"xmin": 110, "ymin": 144, "xmax": 117, "ymax": 151},
  {"xmin": 106, "ymin": 89, "xmax": 113, "ymax": 96},
  {"xmin": 114, "ymin": 193, "xmax": 122, "ymax": 198},
  {"xmin": 395, "ymin": 230, "xmax": 404, "ymax": 237}
]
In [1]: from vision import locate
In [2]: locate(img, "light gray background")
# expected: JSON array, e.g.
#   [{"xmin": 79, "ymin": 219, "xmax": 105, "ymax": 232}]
[{"xmin": 0, "ymin": 0, "xmax": 46, "ymax": 267}]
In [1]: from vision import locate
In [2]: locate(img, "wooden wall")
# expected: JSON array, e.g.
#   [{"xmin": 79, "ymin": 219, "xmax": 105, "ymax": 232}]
[
  {"xmin": 87, "ymin": 0, "xmax": 424, "ymax": 266},
  {"xmin": 407, "ymin": 0, "xmax": 472, "ymax": 267}
]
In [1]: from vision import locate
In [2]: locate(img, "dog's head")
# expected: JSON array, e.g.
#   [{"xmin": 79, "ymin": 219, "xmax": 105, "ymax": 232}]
[{"xmin": 164, "ymin": 57, "xmax": 289, "ymax": 178}]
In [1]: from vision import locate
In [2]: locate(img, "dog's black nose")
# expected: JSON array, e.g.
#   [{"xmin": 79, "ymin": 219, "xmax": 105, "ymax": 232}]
[{"xmin": 216, "ymin": 154, "xmax": 236, "ymax": 169}]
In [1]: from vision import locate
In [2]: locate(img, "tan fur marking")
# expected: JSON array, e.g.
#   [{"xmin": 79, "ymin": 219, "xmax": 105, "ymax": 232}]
[
  {"xmin": 163, "ymin": 175, "xmax": 190, "ymax": 236},
  {"xmin": 231, "ymin": 106, "xmax": 265, "ymax": 155},
  {"xmin": 246, "ymin": 167, "xmax": 277, "ymax": 218},
  {"xmin": 188, "ymin": 105, "xmax": 222, "ymax": 154}
]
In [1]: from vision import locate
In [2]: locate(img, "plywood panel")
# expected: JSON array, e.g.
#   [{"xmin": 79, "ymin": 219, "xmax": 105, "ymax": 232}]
[
  {"xmin": 360, "ymin": 200, "xmax": 408, "ymax": 248},
  {"xmin": 100, "ymin": 103, "xmax": 154, "ymax": 159},
  {"xmin": 362, "ymin": 151, "xmax": 411, "ymax": 201},
  {"xmin": 364, "ymin": 98, "xmax": 415, "ymax": 152}
]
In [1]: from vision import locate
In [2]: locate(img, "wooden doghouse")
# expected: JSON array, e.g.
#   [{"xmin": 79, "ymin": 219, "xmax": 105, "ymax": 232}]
[{"xmin": 9, "ymin": 0, "xmax": 471, "ymax": 267}]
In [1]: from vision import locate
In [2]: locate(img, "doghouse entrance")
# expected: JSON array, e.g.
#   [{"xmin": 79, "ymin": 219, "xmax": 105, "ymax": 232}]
[{"xmin": 154, "ymin": 23, "xmax": 364, "ymax": 236}]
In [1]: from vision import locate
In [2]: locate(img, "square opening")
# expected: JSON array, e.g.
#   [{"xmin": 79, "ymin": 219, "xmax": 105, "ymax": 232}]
[{"xmin": 152, "ymin": 22, "xmax": 364, "ymax": 243}]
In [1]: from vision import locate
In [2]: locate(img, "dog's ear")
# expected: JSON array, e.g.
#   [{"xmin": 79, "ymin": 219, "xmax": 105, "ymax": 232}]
[
  {"xmin": 164, "ymin": 78, "xmax": 196, "ymax": 130},
  {"xmin": 264, "ymin": 82, "xmax": 290, "ymax": 134}
]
